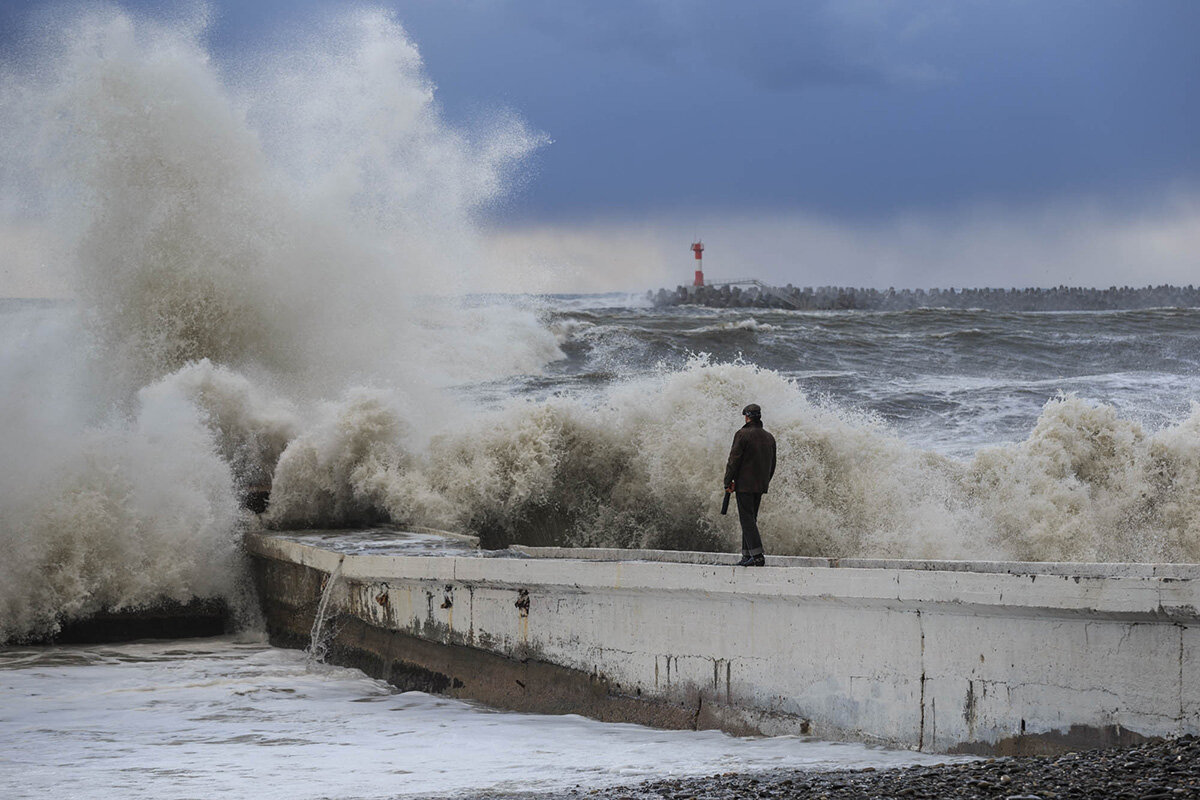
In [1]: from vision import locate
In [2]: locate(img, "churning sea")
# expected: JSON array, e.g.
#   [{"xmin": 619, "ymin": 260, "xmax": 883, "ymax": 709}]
[{"xmin": 5, "ymin": 297, "xmax": 1200, "ymax": 797}]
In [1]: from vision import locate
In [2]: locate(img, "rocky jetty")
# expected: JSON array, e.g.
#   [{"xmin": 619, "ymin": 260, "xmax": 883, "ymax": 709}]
[{"xmin": 650, "ymin": 283, "xmax": 1200, "ymax": 312}]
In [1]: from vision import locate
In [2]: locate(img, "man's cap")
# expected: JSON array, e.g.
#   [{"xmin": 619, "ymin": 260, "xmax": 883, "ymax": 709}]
[{"xmin": 742, "ymin": 403, "xmax": 761, "ymax": 418}]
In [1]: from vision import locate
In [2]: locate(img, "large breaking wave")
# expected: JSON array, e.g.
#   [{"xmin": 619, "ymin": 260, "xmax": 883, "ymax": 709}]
[
  {"xmin": 2, "ymin": 5, "xmax": 1199, "ymax": 644},
  {"xmin": 0, "ymin": 4, "xmax": 551, "ymax": 641},
  {"xmin": 264, "ymin": 356, "xmax": 1200, "ymax": 566}
]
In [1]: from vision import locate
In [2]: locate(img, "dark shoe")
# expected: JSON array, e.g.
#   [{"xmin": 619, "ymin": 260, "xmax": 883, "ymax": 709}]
[{"xmin": 736, "ymin": 554, "xmax": 766, "ymax": 567}]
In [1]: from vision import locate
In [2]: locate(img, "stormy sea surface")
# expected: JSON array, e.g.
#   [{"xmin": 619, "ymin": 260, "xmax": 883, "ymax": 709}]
[
  {"xmin": 5, "ymin": 298, "xmax": 1200, "ymax": 799},
  {"xmin": 3, "ymin": 6, "xmax": 1200, "ymax": 799}
]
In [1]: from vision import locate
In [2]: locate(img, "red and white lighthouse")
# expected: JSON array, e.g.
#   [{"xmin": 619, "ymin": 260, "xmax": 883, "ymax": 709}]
[{"xmin": 691, "ymin": 240, "xmax": 705, "ymax": 287}]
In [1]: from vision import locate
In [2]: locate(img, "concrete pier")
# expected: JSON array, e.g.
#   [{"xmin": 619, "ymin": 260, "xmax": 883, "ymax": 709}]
[{"xmin": 246, "ymin": 531, "xmax": 1200, "ymax": 754}]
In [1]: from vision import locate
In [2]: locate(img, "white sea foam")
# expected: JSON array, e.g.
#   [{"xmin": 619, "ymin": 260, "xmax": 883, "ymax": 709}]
[
  {"xmin": 262, "ymin": 357, "xmax": 977, "ymax": 557},
  {"xmin": 0, "ymin": 5, "xmax": 552, "ymax": 641},
  {"xmin": 264, "ymin": 356, "xmax": 1200, "ymax": 564},
  {"xmin": 967, "ymin": 395, "xmax": 1200, "ymax": 562},
  {"xmin": 0, "ymin": 341, "xmax": 247, "ymax": 641},
  {"xmin": 687, "ymin": 318, "xmax": 779, "ymax": 333},
  {"xmin": 0, "ymin": 638, "xmax": 961, "ymax": 799}
]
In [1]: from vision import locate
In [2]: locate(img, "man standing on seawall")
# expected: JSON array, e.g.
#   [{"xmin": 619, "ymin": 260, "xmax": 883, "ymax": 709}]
[{"xmin": 724, "ymin": 403, "xmax": 777, "ymax": 567}]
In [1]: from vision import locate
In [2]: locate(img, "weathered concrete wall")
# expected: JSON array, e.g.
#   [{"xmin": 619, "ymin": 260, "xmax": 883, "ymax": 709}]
[{"xmin": 246, "ymin": 533, "xmax": 1200, "ymax": 754}]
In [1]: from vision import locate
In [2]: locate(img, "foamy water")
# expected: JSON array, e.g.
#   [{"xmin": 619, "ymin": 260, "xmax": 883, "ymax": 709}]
[
  {"xmin": 0, "ymin": 638, "xmax": 960, "ymax": 799},
  {"xmin": 0, "ymin": 5, "xmax": 553, "ymax": 642}
]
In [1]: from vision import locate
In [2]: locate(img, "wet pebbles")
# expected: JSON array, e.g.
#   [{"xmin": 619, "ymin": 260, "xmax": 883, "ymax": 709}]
[{"xmin": 502, "ymin": 735, "xmax": 1200, "ymax": 800}]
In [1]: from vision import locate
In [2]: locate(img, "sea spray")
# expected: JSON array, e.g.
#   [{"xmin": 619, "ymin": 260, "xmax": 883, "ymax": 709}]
[
  {"xmin": 154, "ymin": 360, "xmax": 302, "ymax": 495},
  {"xmin": 967, "ymin": 395, "xmax": 1200, "ymax": 562},
  {"xmin": 16, "ymin": 7, "xmax": 552, "ymax": 397},
  {"xmin": 0, "ymin": 5, "xmax": 552, "ymax": 642},
  {"xmin": 0, "ymin": 358, "xmax": 244, "ymax": 642},
  {"xmin": 266, "ymin": 357, "xmax": 985, "ymax": 557},
  {"xmin": 268, "ymin": 389, "xmax": 414, "ymax": 529},
  {"xmin": 265, "ymin": 357, "xmax": 1200, "ymax": 565}
]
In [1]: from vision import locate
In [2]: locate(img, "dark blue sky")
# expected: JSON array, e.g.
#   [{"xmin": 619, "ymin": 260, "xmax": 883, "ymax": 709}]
[
  {"xmin": 6, "ymin": 0, "xmax": 1194, "ymax": 223},
  {"xmin": 218, "ymin": 0, "xmax": 1199, "ymax": 224},
  {"xmin": 2, "ymin": 1, "xmax": 1197, "ymax": 289}
]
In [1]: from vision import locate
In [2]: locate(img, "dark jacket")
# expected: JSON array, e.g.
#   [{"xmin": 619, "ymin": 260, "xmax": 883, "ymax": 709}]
[{"xmin": 724, "ymin": 420, "xmax": 777, "ymax": 494}]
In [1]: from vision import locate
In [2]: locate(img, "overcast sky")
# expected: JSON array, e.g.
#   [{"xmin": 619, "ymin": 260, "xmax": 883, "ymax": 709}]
[{"xmin": 1, "ymin": 0, "xmax": 1197, "ymax": 292}]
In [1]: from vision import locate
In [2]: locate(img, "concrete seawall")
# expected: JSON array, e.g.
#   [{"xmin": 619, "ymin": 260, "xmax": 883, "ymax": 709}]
[{"xmin": 246, "ymin": 532, "xmax": 1200, "ymax": 754}]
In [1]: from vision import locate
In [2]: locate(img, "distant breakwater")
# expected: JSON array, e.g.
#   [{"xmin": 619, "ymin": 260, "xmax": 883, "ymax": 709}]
[{"xmin": 650, "ymin": 283, "xmax": 1200, "ymax": 311}]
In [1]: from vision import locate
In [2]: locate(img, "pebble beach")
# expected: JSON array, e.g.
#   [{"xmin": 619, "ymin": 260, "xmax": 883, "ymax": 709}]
[{"xmin": 469, "ymin": 736, "xmax": 1200, "ymax": 800}]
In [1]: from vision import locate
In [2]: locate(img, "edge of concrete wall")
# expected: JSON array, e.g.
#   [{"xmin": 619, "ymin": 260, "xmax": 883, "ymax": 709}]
[
  {"xmin": 510, "ymin": 545, "xmax": 1200, "ymax": 579},
  {"xmin": 246, "ymin": 532, "xmax": 1200, "ymax": 754},
  {"xmin": 247, "ymin": 534, "xmax": 1200, "ymax": 620}
]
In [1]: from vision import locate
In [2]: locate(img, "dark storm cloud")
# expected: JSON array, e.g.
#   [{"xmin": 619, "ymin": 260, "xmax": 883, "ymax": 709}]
[
  {"xmin": 685, "ymin": 1, "xmax": 948, "ymax": 91},
  {"xmin": 370, "ymin": 0, "xmax": 1198, "ymax": 222},
  {"xmin": 0, "ymin": 0, "xmax": 1196, "ymax": 292},
  {"xmin": 1, "ymin": 0, "xmax": 1197, "ymax": 224},
  {"xmin": 507, "ymin": 0, "xmax": 932, "ymax": 91}
]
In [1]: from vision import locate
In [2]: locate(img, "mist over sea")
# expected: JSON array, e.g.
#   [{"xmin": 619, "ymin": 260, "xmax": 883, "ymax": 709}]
[{"xmin": 2, "ymin": 5, "xmax": 1199, "ymax": 797}]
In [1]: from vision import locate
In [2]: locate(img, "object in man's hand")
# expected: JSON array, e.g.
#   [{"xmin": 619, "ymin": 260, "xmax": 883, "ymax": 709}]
[{"xmin": 721, "ymin": 491, "xmax": 731, "ymax": 515}]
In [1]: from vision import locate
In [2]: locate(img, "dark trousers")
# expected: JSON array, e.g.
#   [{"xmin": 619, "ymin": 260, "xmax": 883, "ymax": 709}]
[{"xmin": 735, "ymin": 492, "xmax": 764, "ymax": 556}]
